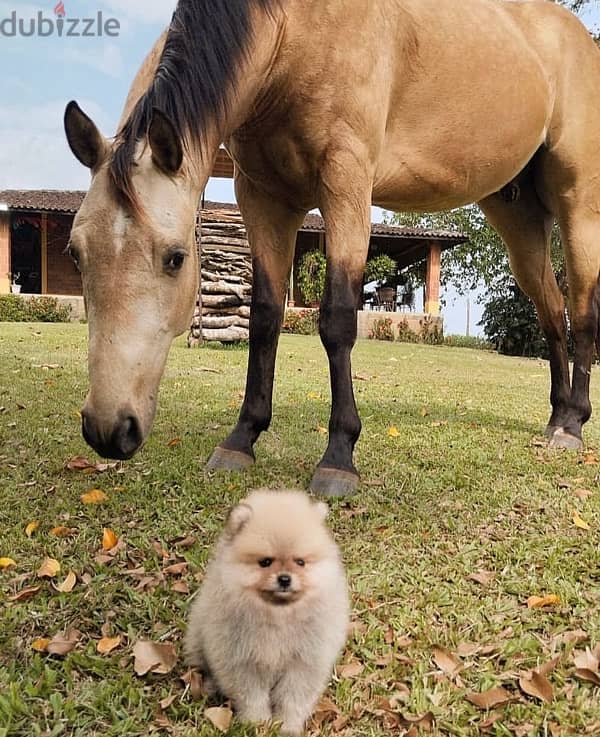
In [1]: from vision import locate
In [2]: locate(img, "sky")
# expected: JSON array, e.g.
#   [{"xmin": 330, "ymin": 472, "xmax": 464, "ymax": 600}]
[{"xmin": 0, "ymin": 0, "xmax": 598, "ymax": 335}]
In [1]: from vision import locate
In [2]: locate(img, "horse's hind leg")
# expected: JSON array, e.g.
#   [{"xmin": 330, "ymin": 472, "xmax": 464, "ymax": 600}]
[
  {"xmin": 479, "ymin": 186, "xmax": 571, "ymax": 440},
  {"xmin": 206, "ymin": 175, "xmax": 306, "ymax": 471},
  {"xmin": 553, "ymin": 207, "xmax": 600, "ymax": 448}
]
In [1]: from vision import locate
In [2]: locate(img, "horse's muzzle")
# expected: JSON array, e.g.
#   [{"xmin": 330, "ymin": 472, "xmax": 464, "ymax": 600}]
[{"xmin": 81, "ymin": 409, "xmax": 143, "ymax": 460}]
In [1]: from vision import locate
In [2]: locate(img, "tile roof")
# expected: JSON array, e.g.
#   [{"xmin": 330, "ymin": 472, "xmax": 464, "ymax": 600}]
[{"xmin": 0, "ymin": 190, "xmax": 467, "ymax": 243}]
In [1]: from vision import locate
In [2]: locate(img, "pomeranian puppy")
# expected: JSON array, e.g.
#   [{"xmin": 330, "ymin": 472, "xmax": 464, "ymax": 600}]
[{"xmin": 184, "ymin": 490, "xmax": 349, "ymax": 736}]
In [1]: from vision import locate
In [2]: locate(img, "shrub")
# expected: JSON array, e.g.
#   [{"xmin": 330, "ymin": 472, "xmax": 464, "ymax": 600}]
[
  {"xmin": 419, "ymin": 315, "xmax": 444, "ymax": 345},
  {"xmin": 297, "ymin": 250, "xmax": 326, "ymax": 305},
  {"xmin": 368, "ymin": 317, "xmax": 395, "ymax": 341},
  {"xmin": 443, "ymin": 334, "xmax": 494, "ymax": 350},
  {"xmin": 396, "ymin": 318, "xmax": 420, "ymax": 344},
  {"xmin": 282, "ymin": 309, "xmax": 319, "ymax": 335},
  {"xmin": 0, "ymin": 295, "xmax": 72, "ymax": 323},
  {"xmin": 364, "ymin": 254, "xmax": 397, "ymax": 287}
]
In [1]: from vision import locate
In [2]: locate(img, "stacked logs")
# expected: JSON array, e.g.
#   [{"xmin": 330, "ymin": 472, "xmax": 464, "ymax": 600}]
[{"xmin": 188, "ymin": 207, "xmax": 253, "ymax": 346}]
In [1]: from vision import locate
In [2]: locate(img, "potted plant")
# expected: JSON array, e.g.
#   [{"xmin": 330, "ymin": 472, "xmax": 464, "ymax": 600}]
[
  {"xmin": 297, "ymin": 250, "xmax": 326, "ymax": 307},
  {"xmin": 364, "ymin": 255, "xmax": 397, "ymax": 307},
  {"xmin": 9, "ymin": 272, "xmax": 21, "ymax": 294}
]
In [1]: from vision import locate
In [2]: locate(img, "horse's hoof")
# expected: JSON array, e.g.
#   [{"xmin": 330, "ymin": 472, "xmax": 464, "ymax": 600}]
[
  {"xmin": 544, "ymin": 424, "xmax": 559, "ymax": 439},
  {"xmin": 309, "ymin": 467, "xmax": 359, "ymax": 497},
  {"xmin": 548, "ymin": 427, "xmax": 583, "ymax": 451},
  {"xmin": 206, "ymin": 446, "xmax": 254, "ymax": 471}
]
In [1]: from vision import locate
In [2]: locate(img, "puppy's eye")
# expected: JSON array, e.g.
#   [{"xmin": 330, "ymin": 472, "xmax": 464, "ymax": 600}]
[
  {"xmin": 295, "ymin": 559, "xmax": 306, "ymax": 567},
  {"xmin": 164, "ymin": 249, "xmax": 186, "ymax": 274},
  {"xmin": 258, "ymin": 558, "xmax": 273, "ymax": 568}
]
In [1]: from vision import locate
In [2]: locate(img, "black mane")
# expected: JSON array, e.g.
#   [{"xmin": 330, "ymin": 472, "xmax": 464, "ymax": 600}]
[{"xmin": 110, "ymin": 0, "xmax": 278, "ymax": 210}]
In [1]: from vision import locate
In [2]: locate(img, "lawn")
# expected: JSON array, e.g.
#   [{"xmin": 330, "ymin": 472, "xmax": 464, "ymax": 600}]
[{"xmin": 0, "ymin": 323, "xmax": 599, "ymax": 737}]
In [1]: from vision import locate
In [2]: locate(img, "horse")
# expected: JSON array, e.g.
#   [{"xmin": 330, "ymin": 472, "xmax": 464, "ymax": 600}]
[{"xmin": 64, "ymin": 0, "xmax": 600, "ymax": 496}]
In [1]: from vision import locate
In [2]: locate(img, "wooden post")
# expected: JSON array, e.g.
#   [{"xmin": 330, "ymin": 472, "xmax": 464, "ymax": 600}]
[
  {"xmin": 41, "ymin": 212, "xmax": 48, "ymax": 294},
  {"xmin": 0, "ymin": 211, "xmax": 10, "ymax": 294},
  {"xmin": 425, "ymin": 241, "xmax": 441, "ymax": 315}
]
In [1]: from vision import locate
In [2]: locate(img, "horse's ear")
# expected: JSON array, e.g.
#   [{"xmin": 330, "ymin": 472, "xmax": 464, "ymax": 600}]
[
  {"xmin": 64, "ymin": 101, "xmax": 106, "ymax": 170},
  {"xmin": 148, "ymin": 108, "xmax": 183, "ymax": 174}
]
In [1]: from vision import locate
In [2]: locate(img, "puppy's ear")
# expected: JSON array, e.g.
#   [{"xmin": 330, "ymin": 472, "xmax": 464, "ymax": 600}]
[
  {"xmin": 314, "ymin": 501, "xmax": 330, "ymax": 521},
  {"xmin": 226, "ymin": 503, "xmax": 253, "ymax": 537}
]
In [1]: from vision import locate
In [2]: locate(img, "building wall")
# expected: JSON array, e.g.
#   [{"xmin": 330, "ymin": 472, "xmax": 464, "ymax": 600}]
[
  {"xmin": 46, "ymin": 213, "xmax": 81, "ymax": 296},
  {"xmin": 0, "ymin": 212, "xmax": 9, "ymax": 294}
]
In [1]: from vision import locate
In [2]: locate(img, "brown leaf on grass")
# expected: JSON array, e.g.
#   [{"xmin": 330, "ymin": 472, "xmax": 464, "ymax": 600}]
[
  {"xmin": 400, "ymin": 712, "xmax": 435, "ymax": 732},
  {"xmin": 32, "ymin": 638, "xmax": 51, "ymax": 652},
  {"xmin": 47, "ymin": 628, "xmax": 81, "ymax": 656},
  {"xmin": 479, "ymin": 712, "xmax": 503, "ymax": 730},
  {"xmin": 204, "ymin": 706, "xmax": 233, "ymax": 733},
  {"xmin": 167, "ymin": 437, "xmax": 182, "ymax": 448},
  {"xmin": 67, "ymin": 456, "xmax": 117, "ymax": 473},
  {"xmin": 80, "ymin": 489, "xmax": 108, "ymax": 505},
  {"xmin": 469, "ymin": 570, "xmax": 496, "ymax": 586},
  {"xmin": 573, "ymin": 488, "xmax": 593, "ymax": 501},
  {"xmin": 550, "ymin": 629, "xmax": 588, "ymax": 648},
  {"xmin": 457, "ymin": 642, "xmax": 481, "ymax": 658},
  {"xmin": 387, "ymin": 426, "xmax": 400, "ymax": 438},
  {"xmin": 432, "ymin": 645, "xmax": 463, "ymax": 675},
  {"xmin": 384, "ymin": 624, "xmax": 394, "ymax": 645},
  {"xmin": 339, "ymin": 661, "xmax": 365, "ymax": 679},
  {"xmin": 37, "ymin": 557, "xmax": 60, "ymax": 578},
  {"xmin": 573, "ymin": 648, "xmax": 600, "ymax": 686},
  {"xmin": 97, "ymin": 635, "xmax": 122, "ymax": 655},
  {"xmin": 50, "ymin": 526, "xmax": 77, "ymax": 537},
  {"xmin": 171, "ymin": 581, "xmax": 190, "ymax": 594},
  {"xmin": 519, "ymin": 671, "xmax": 554, "ymax": 703},
  {"xmin": 25, "ymin": 521, "xmax": 40, "ymax": 538},
  {"xmin": 54, "ymin": 571, "xmax": 77, "ymax": 593},
  {"xmin": 181, "ymin": 669, "xmax": 205, "ymax": 700},
  {"xmin": 132, "ymin": 640, "xmax": 177, "ymax": 676},
  {"xmin": 8, "ymin": 585, "xmax": 41, "ymax": 602},
  {"xmin": 312, "ymin": 696, "xmax": 341, "ymax": 728},
  {"xmin": 0, "ymin": 557, "xmax": 16, "ymax": 569},
  {"xmin": 537, "ymin": 656, "xmax": 561, "ymax": 677},
  {"xmin": 170, "ymin": 535, "xmax": 197, "ymax": 549},
  {"xmin": 513, "ymin": 724, "xmax": 536, "ymax": 737},
  {"xmin": 466, "ymin": 686, "xmax": 514, "ymax": 709},
  {"xmin": 102, "ymin": 528, "xmax": 119, "ymax": 551},
  {"xmin": 526, "ymin": 594, "xmax": 560, "ymax": 608},
  {"xmin": 159, "ymin": 695, "xmax": 177, "ymax": 710},
  {"xmin": 163, "ymin": 562, "xmax": 188, "ymax": 576}
]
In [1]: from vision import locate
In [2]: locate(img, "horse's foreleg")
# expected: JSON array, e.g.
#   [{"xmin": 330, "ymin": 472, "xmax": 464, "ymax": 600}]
[
  {"xmin": 310, "ymin": 169, "xmax": 372, "ymax": 497},
  {"xmin": 480, "ymin": 190, "xmax": 571, "ymax": 439},
  {"xmin": 206, "ymin": 177, "xmax": 306, "ymax": 471},
  {"xmin": 554, "ymin": 210, "xmax": 600, "ymax": 448}
]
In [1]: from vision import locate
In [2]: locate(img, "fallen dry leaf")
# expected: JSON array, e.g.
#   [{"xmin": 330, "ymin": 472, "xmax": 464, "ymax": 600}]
[
  {"xmin": 316, "ymin": 425, "xmax": 328, "ymax": 435},
  {"xmin": 8, "ymin": 585, "xmax": 41, "ymax": 602},
  {"xmin": 31, "ymin": 638, "xmax": 50, "ymax": 652},
  {"xmin": 573, "ymin": 488, "xmax": 593, "ymax": 501},
  {"xmin": 163, "ymin": 562, "xmax": 188, "ymax": 576},
  {"xmin": 469, "ymin": 570, "xmax": 496, "ymax": 586},
  {"xmin": 466, "ymin": 686, "xmax": 514, "ymax": 709},
  {"xmin": 171, "ymin": 581, "xmax": 190, "ymax": 594},
  {"xmin": 312, "ymin": 696, "xmax": 342, "ymax": 728},
  {"xmin": 66, "ymin": 456, "xmax": 96, "ymax": 471},
  {"xmin": 81, "ymin": 489, "xmax": 108, "ymax": 505},
  {"xmin": 37, "ymin": 557, "xmax": 61, "ymax": 578},
  {"xmin": 573, "ymin": 648, "xmax": 600, "ymax": 686},
  {"xmin": 102, "ymin": 528, "xmax": 119, "ymax": 551},
  {"xmin": 50, "ymin": 526, "xmax": 77, "ymax": 537},
  {"xmin": 47, "ymin": 628, "xmax": 81, "ymax": 657},
  {"xmin": 432, "ymin": 645, "xmax": 463, "ymax": 675},
  {"xmin": 519, "ymin": 671, "xmax": 554, "ymax": 703},
  {"xmin": 181, "ymin": 668, "xmax": 205, "ymax": 700},
  {"xmin": 159, "ymin": 694, "xmax": 177, "ymax": 710},
  {"xmin": 132, "ymin": 640, "xmax": 177, "ymax": 676},
  {"xmin": 25, "ymin": 521, "xmax": 40, "ymax": 538},
  {"xmin": 400, "ymin": 712, "xmax": 435, "ymax": 731},
  {"xmin": 339, "ymin": 661, "xmax": 364, "ymax": 679},
  {"xmin": 387, "ymin": 426, "xmax": 400, "ymax": 438},
  {"xmin": 0, "ymin": 557, "xmax": 16, "ymax": 569},
  {"xmin": 527, "ymin": 594, "xmax": 560, "ymax": 609},
  {"xmin": 204, "ymin": 706, "xmax": 233, "ymax": 732},
  {"xmin": 97, "ymin": 635, "xmax": 122, "ymax": 655},
  {"xmin": 537, "ymin": 656, "xmax": 561, "ymax": 677},
  {"xmin": 55, "ymin": 571, "xmax": 77, "ymax": 593},
  {"xmin": 573, "ymin": 511, "xmax": 591, "ymax": 530},
  {"xmin": 167, "ymin": 437, "xmax": 182, "ymax": 448}
]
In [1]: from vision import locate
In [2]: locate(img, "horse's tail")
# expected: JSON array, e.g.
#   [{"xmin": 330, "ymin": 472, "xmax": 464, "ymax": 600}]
[{"xmin": 595, "ymin": 279, "xmax": 600, "ymax": 359}]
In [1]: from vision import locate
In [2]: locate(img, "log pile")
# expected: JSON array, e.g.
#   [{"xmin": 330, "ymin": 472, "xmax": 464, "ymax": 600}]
[{"xmin": 188, "ymin": 207, "xmax": 253, "ymax": 346}]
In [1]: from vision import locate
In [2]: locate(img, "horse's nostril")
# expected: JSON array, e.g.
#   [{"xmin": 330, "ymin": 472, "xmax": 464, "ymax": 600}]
[{"xmin": 114, "ymin": 415, "xmax": 143, "ymax": 459}]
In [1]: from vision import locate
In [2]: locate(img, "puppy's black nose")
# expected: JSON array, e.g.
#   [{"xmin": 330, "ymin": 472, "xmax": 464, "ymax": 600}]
[{"xmin": 278, "ymin": 574, "xmax": 292, "ymax": 589}]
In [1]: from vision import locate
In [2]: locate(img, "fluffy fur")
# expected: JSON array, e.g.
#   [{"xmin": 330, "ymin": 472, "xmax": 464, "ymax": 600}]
[{"xmin": 184, "ymin": 490, "xmax": 349, "ymax": 736}]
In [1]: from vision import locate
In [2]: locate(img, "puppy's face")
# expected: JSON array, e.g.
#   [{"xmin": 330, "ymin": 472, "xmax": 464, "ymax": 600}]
[{"xmin": 219, "ymin": 491, "xmax": 338, "ymax": 607}]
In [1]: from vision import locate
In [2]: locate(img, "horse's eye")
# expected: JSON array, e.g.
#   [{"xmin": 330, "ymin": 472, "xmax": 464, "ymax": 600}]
[
  {"xmin": 65, "ymin": 244, "xmax": 80, "ymax": 271},
  {"xmin": 259, "ymin": 558, "xmax": 273, "ymax": 568},
  {"xmin": 164, "ymin": 250, "xmax": 186, "ymax": 274}
]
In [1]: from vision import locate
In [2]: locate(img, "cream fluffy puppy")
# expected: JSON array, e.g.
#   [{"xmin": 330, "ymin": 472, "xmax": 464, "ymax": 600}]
[{"xmin": 185, "ymin": 490, "xmax": 349, "ymax": 736}]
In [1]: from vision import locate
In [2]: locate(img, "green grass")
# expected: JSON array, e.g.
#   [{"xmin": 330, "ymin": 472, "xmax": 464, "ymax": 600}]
[{"xmin": 1, "ymin": 323, "xmax": 599, "ymax": 737}]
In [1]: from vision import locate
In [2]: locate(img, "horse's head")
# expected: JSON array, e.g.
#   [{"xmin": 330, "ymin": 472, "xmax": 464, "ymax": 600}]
[{"xmin": 64, "ymin": 101, "xmax": 200, "ymax": 459}]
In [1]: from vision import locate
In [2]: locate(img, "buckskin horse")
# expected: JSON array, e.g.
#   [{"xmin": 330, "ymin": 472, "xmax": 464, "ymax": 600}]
[{"xmin": 64, "ymin": 0, "xmax": 600, "ymax": 496}]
